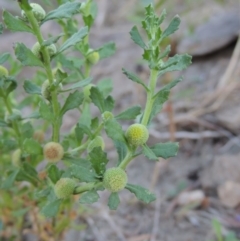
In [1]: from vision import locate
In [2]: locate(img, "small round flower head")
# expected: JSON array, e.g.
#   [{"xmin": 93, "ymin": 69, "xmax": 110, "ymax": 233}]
[
  {"xmin": 102, "ymin": 111, "xmax": 114, "ymax": 122},
  {"xmin": 83, "ymin": 84, "xmax": 95, "ymax": 102},
  {"xmin": 103, "ymin": 167, "xmax": 128, "ymax": 192},
  {"xmin": 43, "ymin": 142, "xmax": 64, "ymax": 163},
  {"xmin": 12, "ymin": 149, "xmax": 21, "ymax": 167},
  {"xmin": 54, "ymin": 178, "xmax": 75, "ymax": 199},
  {"xmin": 32, "ymin": 42, "xmax": 57, "ymax": 60},
  {"xmin": 87, "ymin": 136, "xmax": 105, "ymax": 153},
  {"xmin": 21, "ymin": 3, "xmax": 46, "ymax": 22},
  {"xmin": 0, "ymin": 66, "xmax": 9, "ymax": 77},
  {"xmin": 33, "ymin": 130, "xmax": 45, "ymax": 143},
  {"xmin": 125, "ymin": 123, "xmax": 149, "ymax": 146},
  {"xmin": 87, "ymin": 50, "xmax": 100, "ymax": 65},
  {"xmin": 41, "ymin": 79, "xmax": 51, "ymax": 100}
]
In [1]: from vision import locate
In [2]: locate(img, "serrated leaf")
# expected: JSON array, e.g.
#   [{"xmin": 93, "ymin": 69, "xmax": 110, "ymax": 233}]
[
  {"xmin": 125, "ymin": 184, "xmax": 156, "ymax": 203},
  {"xmin": 104, "ymin": 119, "xmax": 126, "ymax": 143},
  {"xmin": 159, "ymin": 45, "xmax": 171, "ymax": 59},
  {"xmin": 1, "ymin": 170, "xmax": 19, "ymax": 189},
  {"xmin": 22, "ymin": 162, "xmax": 38, "ymax": 181},
  {"xmin": 130, "ymin": 26, "xmax": 146, "ymax": 49},
  {"xmin": 79, "ymin": 105, "xmax": 91, "ymax": 128},
  {"xmin": 79, "ymin": 190, "xmax": 100, "ymax": 204},
  {"xmin": 158, "ymin": 54, "xmax": 192, "ymax": 76},
  {"xmin": 3, "ymin": 11, "xmax": 33, "ymax": 33},
  {"xmin": 39, "ymin": 101, "xmax": 54, "ymax": 122},
  {"xmin": 83, "ymin": 15, "xmax": 94, "ymax": 28},
  {"xmin": 115, "ymin": 106, "xmax": 141, "ymax": 120},
  {"xmin": 104, "ymin": 95, "xmax": 115, "ymax": 112},
  {"xmin": 42, "ymin": 34, "xmax": 64, "ymax": 46},
  {"xmin": 0, "ymin": 76, "xmax": 17, "ymax": 96},
  {"xmin": 57, "ymin": 27, "xmax": 88, "ymax": 53},
  {"xmin": 43, "ymin": 2, "xmax": 81, "ymax": 23},
  {"xmin": 97, "ymin": 78, "xmax": 113, "ymax": 97},
  {"xmin": 142, "ymin": 144, "xmax": 158, "ymax": 160},
  {"xmin": 98, "ymin": 42, "xmax": 116, "ymax": 59},
  {"xmin": 48, "ymin": 165, "xmax": 63, "ymax": 184},
  {"xmin": 14, "ymin": 43, "xmax": 44, "ymax": 67},
  {"xmin": 63, "ymin": 77, "xmax": 93, "ymax": 92},
  {"xmin": 0, "ymin": 52, "xmax": 10, "ymax": 64},
  {"xmin": 23, "ymin": 138, "xmax": 42, "ymax": 155},
  {"xmin": 150, "ymin": 142, "xmax": 179, "ymax": 159},
  {"xmin": 23, "ymin": 80, "xmax": 41, "ymax": 94},
  {"xmin": 108, "ymin": 192, "xmax": 120, "ymax": 210},
  {"xmin": 70, "ymin": 164, "xmax": 98, "ymax": 182},
  {"xmin": 160, "ymin": 15, "xmax": 180, "ymax": 41},
  {"xmin": 90, "ymin": 86, "xmax": 105, "ymax": 113},
  {"xmin": 122, "ymin": 68, "xmax": 148, "ymax": 91},
  {"xmin": 41, "ymin": 199, "xmax": 62, "ymax": 217},
  {"xmin": 89, "ymin": 147, "xmax": 108, "ymax": 176},
  {"xmin": 114, "ymin": 140, "xmax": 127, "ymax": 163},
  {"xmin": 60, "ymin": 91, "xmax": 84, "ymax": 116}
]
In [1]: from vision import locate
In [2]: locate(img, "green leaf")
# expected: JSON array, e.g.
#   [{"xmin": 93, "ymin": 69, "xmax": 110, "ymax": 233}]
[
  {"xmin": 148, "ymin": 77, "xmax": 182, "ymax": 123},
  {"xmin": 70, "ymin": 164, "xmax": 98, "ymax": 182},
  {"xmin": 0, "ymin": 76, "xmax": 17, "ymax": 97},
  {"xmin": 23, "ymin": 80, "xmax": 41, "ymax": 95},
  {"xmin": 79, "ymin": 105, "xmax": 91, "ymax": 128},
  {"xmin": 114, "ymin": 140, "xmax": 127, "ymax": 163},
  {"xmin": 130, "ymin": 26, "xmax": 146, "ymax": 49},
  {"xmin": 3, "ymin": 10, "xmax": 33, "ymax": 33},
  {"xmin": 122, "ymin": 68, "xmax": 148, "ymax": 91},
  {"xmin": 14, "ymin": 43, "xmax": 44, "ymax": 67},
  {"xmin": 159, "ymin": 45, "xmax": 171, "ymax": 59},
  {"xmin": 48, "ymin": 165, "xmax": 63, "ymax": 184},
  {"xmin": 104, "ymin": 119, "xmax": 126, "ymax": 143},
  {"xmin": 142, "ymin": 144, "xmax": 158, "ymax": 160},
  {"xmin": 79, "ymin": 190, "xmax": 100, "ymax": 204},
  {"xmin": 39, "ymin": 101, "xmax": 54, "ymax": 122},
  {"xmin": 160, "ymin": 15, "xmax": 180, "ymax": 41},
  {"xmin": 42, "ymin": 34, "xmax": 64, "ymax": 46},
  {"xmin": 22, "ymin": 163, "xmax": 38, "ymax": 181},
  {"xmin": 115, "ymin": 106, "xmax": 141, "ymax": 120},
  {"xmin": 125, "ymin": 184, "xmax": 156, "ymax": 203},
  {"xmin": 83, "ymin": 15, "xmax": 94, "ymax": 28},
  {"xmin": 57, "ymin": 27, "xmax": 88, "ymax": 53},
  {"xmin": 23, "ymin": 138, "xmax": 42, "ymax": 155},
  {"xmin": 1, "ymin": 170, "xmax": 19, "ymax": 189},
  {"xmin": 98, "ymin": 42, "xmax": 116, "ymax": 59},
  {"xmin": 0, "ymin": 120, "xmax": 8, "ymax": 127},
  {"xmin": 104, "ymin": 95, "xmax": 115, "ymax": 112},
  {"xmin": 108, "ymin": 192, "xmax": 120, "ymax": 210},
  {"xmin": 0, "ymin": 52, "xmax": 10, "ymax": 64},
  {"xmin": 97, "ymin": 78, "xmax": 113, "ymax": 97},
  {"xmin": 158, "ymin": 54, "xmax": 192, "ymax": 76},
  {"xmin": 89, "ymin": 147, "xmax": 109, "ymax": 176},
  {"xmin": 0, "ymin": 23, "xmax": 3, "ymax": 34},
  {"xmin": 43, "ymin": 2, "xmax": 81, "ymax": 23},
  {"xmin": 41, "ymin": 199, "xmax": 62, "ymax": 217},
  {"xmin": 150, "ymin": 142, "xmax": 179, "ymax": 159},
  {"xmin": 90, "ymin": 86, "xmax": 105, "ymax": 113},
  {"xmin": 63, "ymin": 77, "xmax": 93, "ymax": 92},
  {"xmin": 60, "ymin": 91, "xmax": 84, "ymax": 116}
]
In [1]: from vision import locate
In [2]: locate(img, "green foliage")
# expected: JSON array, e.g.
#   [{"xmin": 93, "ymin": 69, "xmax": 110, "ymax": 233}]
[{"xmin": 0, "ymin": 1, "xmax": 192, "ymax": 237}]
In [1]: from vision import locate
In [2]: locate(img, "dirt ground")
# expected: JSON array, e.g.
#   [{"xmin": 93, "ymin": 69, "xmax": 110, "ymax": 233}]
[{"xmin": 1, "ymin": 0, "xmax": 240, "ymax": 241}]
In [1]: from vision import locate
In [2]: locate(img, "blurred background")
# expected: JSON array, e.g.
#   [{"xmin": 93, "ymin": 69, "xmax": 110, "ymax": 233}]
[{"xmin": 1, "ymin": 0, "xmax": 240, "ymax": 240}]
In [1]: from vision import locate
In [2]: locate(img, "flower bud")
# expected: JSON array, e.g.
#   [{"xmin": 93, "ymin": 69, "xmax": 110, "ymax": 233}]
[
  {"xmin": 0, "ymin": 66, "xmax": 8, "ymax": 77},
  {"xmin": 87, "ymin": 50, "xmax": 100, "ymax": 65},
  {"xmin": 41, "ymin": 79, "xmax": 51, "ymax": 100},
  {"xmin": 21, "ymin": 3, "xmax": 46, "ymax": 22},
  {"xmin": 12, "ymin": 149, "xmax": 21, "ymax": 167},
  {"xmin": 87, "ymin": 136, "xmax": 105, "ymax": 153},
  {"xmin": 31, "ymin": 42, "xmax": 57, "ymax": 60},
  {"xmin": 125, "ymin": 123, "xmax": 149, "ymax": 146},
  {"xmin": 103, "ymin": 167, "xmax": 127, "ymax": 192},
  {"xmin": 33, "ymin": 130, "xmax": 45, "ymax": 143},
  {"xmin": 54, "ymin": 178, "xmax": 76, "ymax": 199},
  {"xmin": 102, "ymin": 111, "xmax": 114, "ymax": 122},
  {"xmin": 43, "ymin": 142, "xmax": 64, "ymax": 163}
]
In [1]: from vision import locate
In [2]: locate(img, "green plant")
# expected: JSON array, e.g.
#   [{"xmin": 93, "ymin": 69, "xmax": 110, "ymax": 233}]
[
  {"xmin": 0, "ymin": 0, "xmax": 191, "ymax": 239},
  {"xmin": 210, "ymin": 219, "xmax": 240, "ymax": 241}
]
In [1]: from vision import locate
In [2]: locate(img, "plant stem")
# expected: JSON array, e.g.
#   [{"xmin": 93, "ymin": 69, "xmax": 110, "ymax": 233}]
[
  {"xmin": 74, "ymin": 182, "xmax": 103, "ymax": 194},
  {"xmin": 141, "ymin": 68, "xmax": 158, "ymax": 126},
  {"xmin": 118, "ymin": 149, "xmax": 134, "ymax": 169},
  {"xmin": 23, "ymin": 8, "xmax": 60, "ymax": 142}
]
